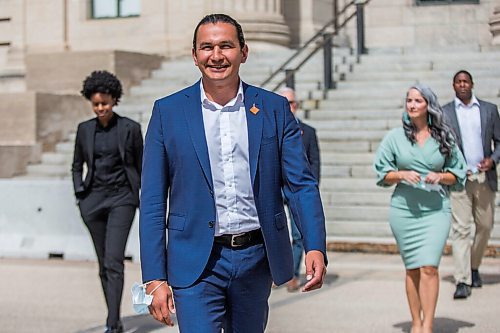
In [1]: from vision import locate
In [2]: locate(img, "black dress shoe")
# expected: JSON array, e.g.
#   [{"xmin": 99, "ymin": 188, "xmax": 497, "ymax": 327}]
[
  {"xmin": 471, "ymin": 269, "xmax": 483, "ymax": 288},
  {"xmin": 454, "ymin": 283, "xmax": 471, "ymax": 299},
  {"xmin": 105, "ymin": 321, "xmax": 123, "ymax": 333},
  {"xmin": 104, "ymin": 327, "xmax": 123, "ymax": 333}
]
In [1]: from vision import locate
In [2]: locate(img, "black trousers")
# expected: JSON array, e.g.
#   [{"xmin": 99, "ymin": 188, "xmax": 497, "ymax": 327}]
[{"xmin": 78, "ymin": 188, "xmax": 136, "ymax": 328}]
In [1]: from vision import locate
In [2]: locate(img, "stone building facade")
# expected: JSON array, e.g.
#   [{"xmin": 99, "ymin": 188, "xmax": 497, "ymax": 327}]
[
  {"xmin": 0, "ymin": 0, "xmax": 499, "ymax": 177},
  {"xmin": 1, "ymin": 0, "xmax": 499, "ymax": 76}
]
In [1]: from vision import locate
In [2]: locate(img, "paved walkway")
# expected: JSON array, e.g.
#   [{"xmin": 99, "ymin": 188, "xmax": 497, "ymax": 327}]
[{"xmin": 1, "ymin": 252, "xmax": 499, "ymax": 333}]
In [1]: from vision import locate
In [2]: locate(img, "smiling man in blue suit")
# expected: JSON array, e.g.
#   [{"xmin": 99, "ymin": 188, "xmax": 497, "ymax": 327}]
[{"xmin": 140, "ymin": 13, "xmax": 327, "ymax": 332}]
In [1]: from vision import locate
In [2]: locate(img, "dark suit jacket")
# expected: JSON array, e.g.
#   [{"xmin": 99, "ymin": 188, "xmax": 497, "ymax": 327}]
[
  {"xmin": 140, "ymin": 81, "xmax": 326, "ymax": 288},
  {"xmin": 71, "ymin": 113, "xmax": 143, "ymax": 205},
  {"xmin": 298, "ymin": 120, "xmax": 320, "ymax": 182},
  {"xmin": 442, "ymin": 99, "xmax": 500, "ymax": 192}
]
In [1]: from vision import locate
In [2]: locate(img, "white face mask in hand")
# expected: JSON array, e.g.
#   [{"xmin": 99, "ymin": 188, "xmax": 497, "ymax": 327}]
[
  {"xmin": 131, "ymin": 281, "xmax": 165, "ymax": 314},
  {"xmin": 131, "ymin": 282, "xmax": 153, "ymax": 314}
]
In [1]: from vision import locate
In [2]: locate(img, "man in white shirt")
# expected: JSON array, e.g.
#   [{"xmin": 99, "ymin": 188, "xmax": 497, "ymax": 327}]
[
  {"xmin": 139, "ymin": 14, "xmax": 327, "ymax": 332},
  {"xmin": 442, "ymin": 70, "xmax": 500, "ymax": 300}
]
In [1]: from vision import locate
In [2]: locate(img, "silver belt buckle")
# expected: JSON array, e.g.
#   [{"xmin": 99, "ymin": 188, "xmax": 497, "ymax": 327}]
[{"xmin": 230, "ymin": 232, "xmax": 246, "ymax": 247}]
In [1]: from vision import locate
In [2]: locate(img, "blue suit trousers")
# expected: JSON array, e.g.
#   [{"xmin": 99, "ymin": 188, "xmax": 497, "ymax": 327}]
[{"xmin": 172, "ymin": 242, "xmax": 273, "ymax": 333}]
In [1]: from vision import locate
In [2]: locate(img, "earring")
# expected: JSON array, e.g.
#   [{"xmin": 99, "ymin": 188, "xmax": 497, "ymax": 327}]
[{"xmin": 428, "ymin": 114, "xmax": 432, "ymax": 126}]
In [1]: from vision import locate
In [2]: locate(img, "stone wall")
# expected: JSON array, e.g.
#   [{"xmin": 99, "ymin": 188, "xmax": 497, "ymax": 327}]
[
  {"xmin": 0, "ymin": 92, "xmax": 38, "ymax": 177},
  {"xmin": 0, "ymin": 145, "xmax": 41, "ymax": 178},
  {"xmin": 26, "ymin": 50, "xmax": 163, "ymax": 94},
  {"xmin": 35, "ymin": 93, "xmax": 91, "ymax": 151},
  {"xmin": 0, "ymin": 92, "xmax": 90, "ymax": 177},
  {"xmin": 0, "ymin": 92, "xmax": 36, "ymax": 145},
  {"xmin": 345, "ymin": 0, "xmax": 500, "ymax": 51}
]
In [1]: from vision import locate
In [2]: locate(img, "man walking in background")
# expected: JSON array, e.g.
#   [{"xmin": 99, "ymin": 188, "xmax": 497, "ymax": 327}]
[
  {"xmin": 442, "ymin": 70, "xmax": 500, "ymax": 299},
  {"xmin": 278, "ymin": 87, "xmax": 321, "ymax": 292}
]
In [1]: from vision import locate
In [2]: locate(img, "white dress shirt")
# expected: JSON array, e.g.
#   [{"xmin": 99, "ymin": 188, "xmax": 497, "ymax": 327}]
[
  {"xmin": 455, "ymin": 95, "xmax": 484, "ymax": 172},
  {"xmin": 200, "ymin": 81, "xmax": 260, "ymax": 236}
]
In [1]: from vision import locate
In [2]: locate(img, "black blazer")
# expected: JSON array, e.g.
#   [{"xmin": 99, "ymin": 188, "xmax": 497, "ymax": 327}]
[
  {"xmin": 442, "ymin": 99, "xmax": 500, "ymax": 192},
  {"xmin": 298, "ymin": 120, "xmax": 321, "ymax": 182},
  {"xmin": 71, "ymin": 113, "xmax": 143, "ymax": 205}
]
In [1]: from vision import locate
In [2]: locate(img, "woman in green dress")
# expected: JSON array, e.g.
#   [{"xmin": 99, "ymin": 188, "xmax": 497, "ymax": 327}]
[{"xmin": 374, "ymin": 84, "xmax": 466, "ymax": 333}]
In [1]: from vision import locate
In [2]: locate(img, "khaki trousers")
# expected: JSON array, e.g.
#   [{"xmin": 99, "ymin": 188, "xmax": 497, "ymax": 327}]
[{"xmin": 451, "ymin": 174, "xmax": 495, "ymax": 285}]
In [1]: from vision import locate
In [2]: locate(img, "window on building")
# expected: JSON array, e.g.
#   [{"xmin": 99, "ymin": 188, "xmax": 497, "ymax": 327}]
[
  {"xmin": 416, "ymin": 0, "xmax": 479, "ymax": 5},
  {"xmin": 92, "ymin": 0, "xmax": 140, "ymax": 19}
]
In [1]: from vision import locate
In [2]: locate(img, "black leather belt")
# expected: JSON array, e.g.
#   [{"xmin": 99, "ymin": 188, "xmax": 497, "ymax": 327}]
[{"xmin": 214, "ymin": 229, "xmax": 264, "ymax": 248}]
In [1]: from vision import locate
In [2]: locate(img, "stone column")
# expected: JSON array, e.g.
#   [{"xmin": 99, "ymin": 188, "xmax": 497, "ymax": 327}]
[
  {"xmin": 209, "ymin": 0, "xmax": 291, "ymax": 47},
  {"xmin": 489, "ymin": 5, "xmax": 500, "ymax": 45}
]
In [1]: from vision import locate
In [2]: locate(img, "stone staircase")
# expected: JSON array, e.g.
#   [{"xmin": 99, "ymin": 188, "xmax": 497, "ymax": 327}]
[
  {"xmin": 20, "ymin": 45, "xmax": 356, "ymax": 178},
  {"xmin": 17, "ymin": 45, "xmax": 500, "ymax": 243},
  {"xmin": 303, "ymin": 47, "xmax": 500, "ymax": 242}
]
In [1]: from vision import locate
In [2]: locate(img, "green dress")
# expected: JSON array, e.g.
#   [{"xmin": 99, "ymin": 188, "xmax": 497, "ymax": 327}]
[{"xmin": 374, "ymin": 127, "xmax": 467, "ymax": 269}]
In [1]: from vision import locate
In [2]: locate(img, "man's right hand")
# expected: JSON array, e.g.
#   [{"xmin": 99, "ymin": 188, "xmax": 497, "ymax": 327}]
[{"xmin": 146, "ymin": 280, "xmax": 176, "ymax": 326}]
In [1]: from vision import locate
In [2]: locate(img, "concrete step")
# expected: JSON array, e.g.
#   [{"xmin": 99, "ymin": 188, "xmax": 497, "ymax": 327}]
[
  {"xmin": 317, "ymin": 130, "xmax": 387, "ymax": 141},
  {"xmin": 25, "ymin": 164, "xmax": 69, "ymax": 178},
  {"xmin": 307, "ymin": 119, "xmax": 399, "ymax": 131},
  {"xmin": 325, "ymin": 192, "xmax": 391, "ymax": 206},
  {"xmin": 322, "ymin": 88, "xmax": 469, "ymax": 101},
  {"xmin": 347, "ymin": 68, "xmax": 500, "ymax": 81},
  {"xmin": 66, "ymin": 132, "xmax": 76, "ymax": 141},
  {"xmin": 325, "ymin": 221, "xmax": 392, "ymax": 238},
  {"xmin": 324, "ymin": 205, "xmax": 500, "ymax": 228},
  {"xmin": 54, "ymin": 142, "xmax": 75, "ymax": 154},
  {"xmin": 321, "ymin": 165, "xmax": 376, "ymax": 178},
  {"xmin": 317, "ymin": 140, "xmax": 373, "ymax": 153},
  {"xmin": 329, "ymin": 221, "xmax": 500, "ymax": 241},
  {"xmin": 324, "ymin": 205, "xmax": 389, "ymax": 221},
  {"xmin": 41, "ymin": 153, "xmax": 72, "ymax": 165},
  {"xmin": 325, "ymin": 88, "xmax": 497, "ymax": 103},
  {"xmin": 321, "ymin": 152, "xmax": 374, "ymax": 165},
  {"xmin": 354, "ymin": 58, "xmax": 500, "ymax": 72},
  {"xmin": 317, "ymin": 98, "xmax": 402, "ymax": 110},
  {"xmin": 359, "ymin": 50, "xmax": 500, "ymax": 63},
  {"xmin": 320, "ymin": 178, "xmax": 387, "ymax": 191},
  {"xmin": 306, "ymin": 108, "xmax": 402, "ymax": 120},
  {"xmin": 335, "ymin": 78, "xmax": 500, "ymax": 92}
]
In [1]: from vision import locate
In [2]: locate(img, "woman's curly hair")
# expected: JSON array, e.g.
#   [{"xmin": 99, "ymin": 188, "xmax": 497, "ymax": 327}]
[
  {"xmin": 81, "ymin": 70, "xmax": 123, "ymax": 105},
  {"xmin": 402, "ymin": 84, "xmax": 455, "ymax": 157}
]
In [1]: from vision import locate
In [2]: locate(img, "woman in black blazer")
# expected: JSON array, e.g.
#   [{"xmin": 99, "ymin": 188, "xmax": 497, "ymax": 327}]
[{"xmin": 72, "ymin": 70, "xmax": 143, "ymax": 333}]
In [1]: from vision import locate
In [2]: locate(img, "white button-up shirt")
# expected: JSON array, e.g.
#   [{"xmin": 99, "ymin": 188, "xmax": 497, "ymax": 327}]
[
  {"xmin": 200, "ymin": 81, "xmax": 260, "ymax": 236},
  {"xmin": 455, "ymin": 95, "xmax": 484, "ymax": 172}
]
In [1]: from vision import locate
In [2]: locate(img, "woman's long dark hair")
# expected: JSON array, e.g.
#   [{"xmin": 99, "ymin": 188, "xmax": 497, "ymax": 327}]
[{"xmin": 402, "ymin": 84, "xmax": 455, "ymax": 157}]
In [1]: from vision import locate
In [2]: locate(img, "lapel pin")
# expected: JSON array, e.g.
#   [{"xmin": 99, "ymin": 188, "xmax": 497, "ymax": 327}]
[{"xmin": 250, "ymin": 103, "xmax": 260, "ymax": 115}]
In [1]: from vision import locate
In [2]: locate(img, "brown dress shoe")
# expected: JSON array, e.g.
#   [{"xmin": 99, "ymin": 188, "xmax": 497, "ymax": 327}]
[{"xmin": 286, "ymin": 278, "xmax": 300, "ymax": 292}]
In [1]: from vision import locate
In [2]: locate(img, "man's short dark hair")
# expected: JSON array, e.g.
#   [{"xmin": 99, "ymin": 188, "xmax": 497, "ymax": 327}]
[
  {"xmin": 81, "ymin": 70, "xmax": 123, "ymax": 105},
  {"xmin": 453, "ymin": 70, "xmax": 474, "ymax": 84},
  {"xmin": 192, "ymin": 13, "xmax": 245, "ymax": 50}
]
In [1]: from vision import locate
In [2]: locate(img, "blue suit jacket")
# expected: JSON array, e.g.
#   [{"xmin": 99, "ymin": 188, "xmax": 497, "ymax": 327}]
[{"xmin": 140, "ymin": 81, "xmax": 326, "ymax": 288}]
